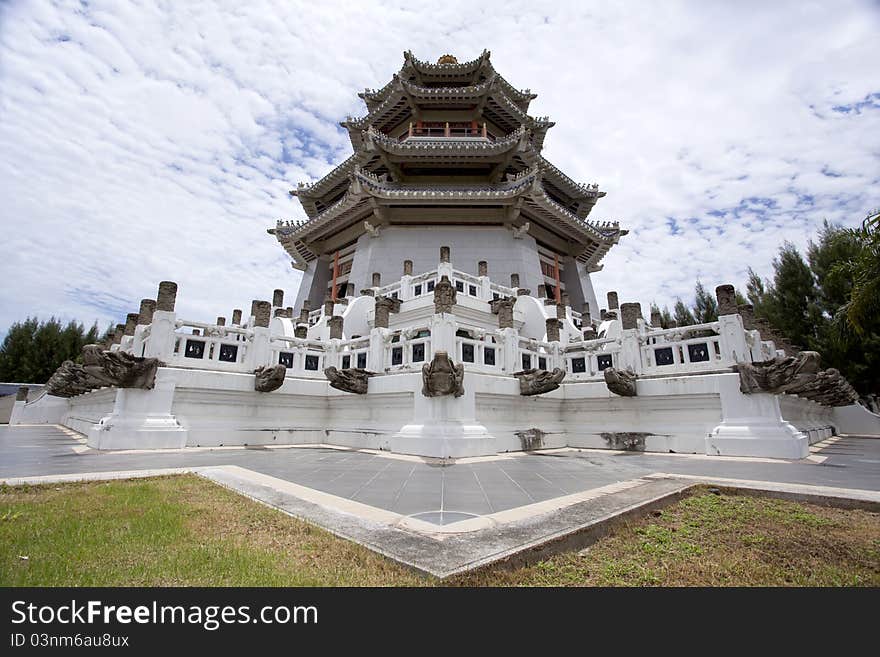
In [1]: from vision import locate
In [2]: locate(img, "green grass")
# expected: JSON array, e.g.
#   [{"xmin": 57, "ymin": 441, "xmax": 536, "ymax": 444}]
[
  {"xmin": 454, "ymin": 490, "xmax": 880, "ymax": 586},
  {"xmin": 0, "ymin": 475, "xmax": 424, "ymax": 586},
  {"xmin": 1, "ymin": 477, "xmax": 877, "ymax": 586}
]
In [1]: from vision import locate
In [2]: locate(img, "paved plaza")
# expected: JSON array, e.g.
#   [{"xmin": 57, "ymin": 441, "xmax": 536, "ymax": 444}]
[{"xmin": 2, "ymin": 425, "xmax": 878, "ymax": 577}]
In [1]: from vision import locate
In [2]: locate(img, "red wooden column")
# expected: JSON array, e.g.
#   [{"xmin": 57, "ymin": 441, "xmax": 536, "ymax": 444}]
[
  {"xmin": 553, "ymin": 254, "xmax": 562, "ymax": 303},
  {"xmin": 331, "ymin": 251, "xmax": 340, "ymax": 301}
]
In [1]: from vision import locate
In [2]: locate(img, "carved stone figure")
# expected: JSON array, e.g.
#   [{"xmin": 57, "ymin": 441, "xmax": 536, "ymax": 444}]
[
  {"xmin": 514, "ymin": 368, "xmax": 565, "ymax": 396},
  {"xmin": 45, "ymin": 360, "xmax": 103, "ymax": 398},
  {"xmin": 736, "ymin": 351, "xmax": 857, "ymax": 406},
  {"xmin": 363, "ymin": 220, "xmax": 381, "ymax": 237},
  {"xmin": 490, "ymin": 297, "xmax": 516, "ymax": 329},
  {"xmin": 324, "ymin": 367, "xmax": 375, "ymax": 394},
  {"xmin": 81, "ymin": 344, "xmax": 162, "ymax": 390},
  {"xmin": 374, "ymin": 295, "xmax": 401, "ymax": 328},
  {"xmin": 433, "ymin": 275, "xmax": 457, "ymax": 314},
  {"xmin": 604, "ymin": 367, "xmax": 637, "ymax": 397},
  {"xmin": 421, "ymin": 351, "xmax": 464, "ymax": 397},
  {"xmin": 254, "ymin": 364, "xmax": 286, "ymax": 392},
  {"xmin": 736, "ymin": 351, "xmax": 821, "ymax": 395}
]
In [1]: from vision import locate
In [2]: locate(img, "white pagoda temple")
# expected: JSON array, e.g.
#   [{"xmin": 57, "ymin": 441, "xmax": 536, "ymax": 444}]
[
  {"xmin": 12, "ymin": 52, "xmax": 878, "ymax": 459},
  {"xmin": 271, "ymin": 50, "xmax": 625, "ymax": 318}
]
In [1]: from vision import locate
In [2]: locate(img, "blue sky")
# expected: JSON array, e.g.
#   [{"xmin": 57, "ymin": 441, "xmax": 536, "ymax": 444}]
[{"xmin": 0, "ymin": 0, "xmax": 878, "ymax": 337}]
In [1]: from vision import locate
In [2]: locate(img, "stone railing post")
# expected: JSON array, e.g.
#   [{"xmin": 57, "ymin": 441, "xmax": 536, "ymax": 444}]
[
  {"xmin": 245, "ymin": 300, "xmax": 272, "ymax": 369},
  {"xmin": 500, "ymin": 327, "xmax": 520, "ymax": 373},
  {"xmin": 120, "ymin": 313, "xmax": 138, "ymax": 353},
  {"xmin": 374, "ymin": 296, "xmax": 400, "ymax": 329},
  {"xmin": 133, "ymin": 299, "xmax": 156, "ymax": 357},
  {"xmin": 619, "ymin": 302, "xmax": 643, "ymax": 374},
  {"xmin": 9, "ymin": 386, "xmax": 29, "ymax": 425},
  {"xmin": 607, "ymin": 291, "xmax": 619, "ymax": 311},
  {"xmin": 437, "ymin": 246, "xmax": 453, "ymax": 278},
  {"xmin": 273, "ymin": 289, "xmax": 284, "ymax": 309},
  {"xmin": 716, "ymin": 284, "xmax": 749, "ymax": 363},
  {"xmin": 232, "ymin": 309, "xmax": 243, "ymax": 326},
  {"xmin": 328, "ymin": 315, "xmax": 344, "ymax": 340},
  {"xmin": 477, "ymin": 261, "xmax": 491, "ymax": 301},
  {"xmin": 144, "ymin": 281, "xmax": 177, "ymax": 361},
  {"xmin": 545, "ymin": 318, "xmax": 560, "ymax": 343}
]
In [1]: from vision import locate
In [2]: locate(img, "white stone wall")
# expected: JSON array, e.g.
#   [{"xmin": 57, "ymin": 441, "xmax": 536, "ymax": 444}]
[
  {"xmin": 346, "ymin": 225, "xmax": 546, "ymax": 297},
  {"xmin": 64, "ymin": 388, "xmax": 117, "ymax": 435}
]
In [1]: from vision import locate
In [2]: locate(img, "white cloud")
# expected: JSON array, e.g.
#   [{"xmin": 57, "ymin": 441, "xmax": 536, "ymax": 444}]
[{"xmin": 0, "ymin": 0, "xmax": 878, "ymax": 335}]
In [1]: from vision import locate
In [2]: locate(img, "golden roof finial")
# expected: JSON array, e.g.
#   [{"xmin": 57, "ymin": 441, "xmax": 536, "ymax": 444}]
[{"xmin": 436, "ymin": 54, "xmax": 458, "ymax": 65}]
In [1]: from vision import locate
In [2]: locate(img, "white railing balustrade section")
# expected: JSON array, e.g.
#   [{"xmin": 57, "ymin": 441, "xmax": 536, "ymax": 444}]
[
  {"xmin": 170, "ymin": 320, "xmax": 252, "ymax": 371},
  {"xmin": 334, "ymin": 336, "xmax": 371, "ymax": 371},
  {"xmin": 640, "ymin": 322, "xmax": 729, "ymax": 373},
  {"xmin": 375, "ymin": 267, "xmax": 515, "ymax": 303},
  {"xmin": 269, "ymin": 335, "xmax": 327, "ymax": 377},
  {"xmin": 518, "ymin": 337, "xmax": 561, "ymax": 373},
  {"xmin": 385, "ymin": 330, "xmax": 432, "ymax": 371},
  {"xmin": 563, "ymin": 337, "xmax": 621, "ymax": 380},
  {"xmin": 455, "ymin": 332, "xmax": 503, "ymax": 373}
]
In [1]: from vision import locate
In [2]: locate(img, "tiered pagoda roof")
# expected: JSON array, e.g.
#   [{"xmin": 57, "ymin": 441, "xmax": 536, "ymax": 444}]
[{"xmin": 270, "ymin": 51, "xmax": 626, "ymax": 271}]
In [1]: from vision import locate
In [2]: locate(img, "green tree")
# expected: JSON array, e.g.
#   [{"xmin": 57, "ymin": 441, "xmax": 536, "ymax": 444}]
[
  {"xmin": 746, "ymin": 267, "xmax": 766, "ymax": 310},
  {"xmin": 831, "ymin": 211, "xmax": 880, "ymax": 336},
  {"xmin": 0, "ymin": 317, "xmax": 100, "ymax": 383},
  {"xmin": 673, "ymin": 299, "xmax": 696, "ymax": 327},
  {"xmin": 808, "ymin": 220, "xmax": 857, "ymax": 315},
  {"xmin": 693, "ymin": 281, "xmax": 718, "ymax": 323},
  {"xmin": 759, "ymin": 242, "xmax": 823, "ymax": 349}
]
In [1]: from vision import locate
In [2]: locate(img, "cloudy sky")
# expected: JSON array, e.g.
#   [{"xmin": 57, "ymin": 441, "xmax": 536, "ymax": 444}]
[{"xmin": 1, "ymin": 0, "xmax": 878, "ymax": 337}]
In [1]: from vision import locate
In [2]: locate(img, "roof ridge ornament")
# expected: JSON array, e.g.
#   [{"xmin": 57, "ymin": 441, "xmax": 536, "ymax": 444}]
[{"xmin": 437, "ymin": 54, "xmax": 458, "ymax": 65}]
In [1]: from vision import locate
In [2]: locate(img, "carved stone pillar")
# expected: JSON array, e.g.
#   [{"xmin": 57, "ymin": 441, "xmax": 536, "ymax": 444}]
[
  {"xmin": 607, "ymin": 291, "xmax": 619, "ymax": 310},
  {"xmin": 372, "ymin": 272, "xmax": 381, "ymax": 287},
  {"xmin": 253, "ymin": 301, "xmax": 271, "ymax": 328},
  {"xmin": 621, "ymin": 302, "xmax": 641, "ymax": 330},
  {"xmin": 650, "ymin": 310, "xmax": 663, "ymax": 327},
  {"xmin": 294, "ymin": 325, "xmax": 308, "ymax": 339},
  {"xmin": 273, "ymin": 289, "xmax": 284, "ymax": 308},
  {"xmin": 232, "ymin": 309, "xmax": 242, "ymax": 325},
  {"xmin": 329, "ymin": 315, "xmax": 344, "ymax": 339},
  {"xmin": 510, "ymin": 273, "xmax": 520, "ymax": 288},
  {"xmin": 216, "ymin": 316, "xmax": 226, "ymax": 326},
  {"xmin": 546, "ymin": 318, "xmax": 561, "ymax": 342},
  {"xmin": 737, "ymin": 303, "xmax": 756, "ymax": 330},
  {"xmin": 374, "ymin": 296, "xmax": 400, "ymax": 329},
  {"xmin": 138, "ymin": 299, "xmax": 156, "ymax": 325},
  {"xmin": 323, "ymin": 298, "xmax": 334, "ymax": 316},
  {"xmin": 490, "ymin": 297, "xmax": 516, "ymax": 329},
  {"xmin": 716, "ymin": 284, "xmax": 737, "ymax": 316},
  {"xmin": 403, "ymin": 260, "xmax": 413, "ymax": 275},
  {"xmin": 478, "ymin": 261, "xmax": 488, "ymax": 276},
  {"xmin": 157, "ymin": 281, "xmax": 177, "ymax": 312},
  {"xmin": 517, "ymin": 288, "xmax": 530, "ymax": 296}
]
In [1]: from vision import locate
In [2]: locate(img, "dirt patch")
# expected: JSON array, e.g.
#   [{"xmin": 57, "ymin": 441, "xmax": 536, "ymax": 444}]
[
  {"xmin": 600, "ymin": 432, "xmax": 652, "ymax": 451},
  {"xmin": 515, "ymin": 428, "xmax": 546, "ymax": 451}
]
